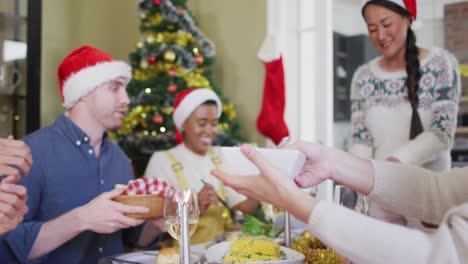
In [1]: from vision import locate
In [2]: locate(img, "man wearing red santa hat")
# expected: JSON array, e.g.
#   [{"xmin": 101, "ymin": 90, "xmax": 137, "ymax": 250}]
[
  {"xmin": 144, "ymin": 88, "xmax": 258, "ymax": 244},
  {"xmin": 1, "ymin": 46, "xmax": 163, "ymax": 263}
]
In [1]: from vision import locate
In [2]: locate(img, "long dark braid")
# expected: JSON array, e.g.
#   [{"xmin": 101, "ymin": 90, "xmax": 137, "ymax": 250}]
[
  {"xmin": 405, "ymin": 29, "xmax": 423, "ymax": 139},
  {"xmin": 362, "ymin": 0, "xmax": 423, "ymax": 139}
]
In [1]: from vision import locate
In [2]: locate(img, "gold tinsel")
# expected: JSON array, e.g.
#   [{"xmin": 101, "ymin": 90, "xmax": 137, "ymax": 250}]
[
  {"xmin": 132, "ymin": 63, "xmax": 212, "ymax": 90},
  {"xmin": 218, "ymin": 122, "xmax": 230, "ymax": 132},
  {"xmin": 183, "ymin": 72, "xmax": 210, "ymax": 88},
  {"xmin": 222, "ymin": 103, "xmax": 237, "ymax": 120},
  {"xmin": 309, "ymin": 249, "xmax": 343, "ymax": 264},
  {"xmin": 142, "ymin": 31, "xmax": 194, "ymax": 47},
  {"xmin": 146, "ymin": 13, "xmax": 163, "ymax": 26},
  {"xmin": 291, "ymin": 231, "xmax": 344, "ymax": 264},
  {"xmin": 116, "ymin": 105, "xmax": 153, "ymax": 135},
  {"xmin": 460, "ymin": 64, "xmax": 468, "ymax": 77},
  {"xmin": 161, "ymin": 107, "xmax": 174, "ymax": 115}
]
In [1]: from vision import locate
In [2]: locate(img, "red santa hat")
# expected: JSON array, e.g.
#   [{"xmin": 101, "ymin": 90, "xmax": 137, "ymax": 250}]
[
  {"xmin": 173, "ymin": 88, "xmax": 222, "ymax": 144},
  {"xmin": 362, "ymin": 0, "xmax": 422, "ymax": 30},
  {"xmin": 57, "ymin": 45, "xmax": 131, "ymax": 109}
]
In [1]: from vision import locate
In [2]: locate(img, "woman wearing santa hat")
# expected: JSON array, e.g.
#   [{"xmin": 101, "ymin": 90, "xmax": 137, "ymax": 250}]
[
  {"xmin": 144, "ymin": 88, "xmax": 258, "ymax": 244},
  {"xmin": 349, "ymin": 0, "xmax": 461, "ymax": 230}
]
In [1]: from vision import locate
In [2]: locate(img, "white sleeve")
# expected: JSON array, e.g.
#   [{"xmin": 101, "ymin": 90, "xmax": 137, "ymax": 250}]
[
  {"xmin": 391, "ymin": 51, "xmax": 461, "ymax": 165},
  {"xmin": 369, "ymin": 160, "xmax": 468, "ymax": 224},
  {"xmin": 308, "ymin": 200, "xmax": 468, "ymax": 263}
]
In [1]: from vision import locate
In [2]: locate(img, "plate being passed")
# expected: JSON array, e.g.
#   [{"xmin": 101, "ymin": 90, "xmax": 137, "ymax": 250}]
[
  {"xmin": 108, "ymin": 250, "xmax": 200, "ymax": 264},
  {"xmin": 205, "ymin": 241, "xmax": 305, "ymax": 264}
]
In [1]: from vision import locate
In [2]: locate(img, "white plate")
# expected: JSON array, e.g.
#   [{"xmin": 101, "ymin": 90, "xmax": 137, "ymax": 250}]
[
  {"xmin": 112, "ymin": 250, "xmax": 200, "ymax": 264},
  {"xmin": 205, "ymin": 241, "xmax": 305, "ymax": 264}
]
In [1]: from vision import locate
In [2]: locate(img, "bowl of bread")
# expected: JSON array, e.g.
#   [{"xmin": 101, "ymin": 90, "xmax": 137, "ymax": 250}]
[{"xmin": 113, "ymin": 178, "xmax": 175, "ymax": 219}]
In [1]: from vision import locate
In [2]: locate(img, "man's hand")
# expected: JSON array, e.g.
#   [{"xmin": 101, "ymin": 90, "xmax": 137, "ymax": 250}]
[
  {"xmin": 76, "ymin": 188, "xmax": 148, "ymax": 234},
  {"xmin": 0, "ymin": 183, "xmax": 28, "ymax": 234},
  {"xmin": 0, "ymin": 136, "xmax": 33, "ymax": 183}
]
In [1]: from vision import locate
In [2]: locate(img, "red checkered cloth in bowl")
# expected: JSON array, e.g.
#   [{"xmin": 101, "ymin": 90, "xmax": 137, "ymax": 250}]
[{"xmin": 123, "ymin": 177, "xmax": 175, "ymax": 198}]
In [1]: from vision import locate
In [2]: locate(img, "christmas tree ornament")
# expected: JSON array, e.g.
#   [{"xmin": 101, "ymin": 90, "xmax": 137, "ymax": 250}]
[
  {"xmin": 149, "ymin": 55, "xmax": 157, "ymax": 63},
  {"xmin": 140, "ymin": 60, "xmax": 149, "ymax": 69},
  {"xmin": 193, "ymin": 47, "xmax": 199, "ymax": 54},
  {"xmin": 153, "ymin": 0, "xmax": 162, "ymax": 6},
  {"xmin": 148, "ymin": 13, "xmax": 163, "ymax": 25},
  {"xmin": 156, "ymin": 33, "xmax": 164, "ymax": 43},
  {"xmin": 146, "ymin": 35, "xmax": 155, "ymax": 44},
  {"xmin": 161, "ymin": 107, "xmax": 173, "ymax": 115},
  {"xmin": 167, "ymin": 84, "xmax": 178, "ymax": 93},
  {"xmin": 168, "ymin": 69, "xmax": 177, "ymax": 77},
  {"xmin": 136, "ymin": 41, "xmax": 143, "ymax": 49},
  {"xmin": 256, "ymin": 35, "xmax": 290, "ymax": 146},
  {"xmin": 140, "ymin": 12, "xmax": 147, "ymax": 19},
  {"xmin": 152, "ymin": 114, "xmax": 164, "ymax": 124},
  {"xmin": 177, "ymin": 7, "xmax": 185, "ymax": 14},
  {"xmin": 194, "ymin": 55, "xmax": 204, "ymax": 65},
  {"xmin": 164, "ymin": 50, "xmax": 176, "ymax": 62}
]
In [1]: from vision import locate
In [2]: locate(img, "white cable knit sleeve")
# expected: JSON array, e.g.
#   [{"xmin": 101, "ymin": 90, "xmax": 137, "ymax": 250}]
[
  {"xmin": 392, "ymin": 49, "xmax": 461, "ymax": 165},
  {"xmin": 368, "ymin": 160, "xmax": 468, "ymax": 224},
  {"xmin": 308, "ymin": 200, "xmax": 468, "ymax": 263}
]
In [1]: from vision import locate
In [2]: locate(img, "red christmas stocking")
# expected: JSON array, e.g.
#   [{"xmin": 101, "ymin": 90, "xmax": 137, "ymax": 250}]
[{"xmin": 256, "ymin": 36, "xmax": 290, "ymax": 146}]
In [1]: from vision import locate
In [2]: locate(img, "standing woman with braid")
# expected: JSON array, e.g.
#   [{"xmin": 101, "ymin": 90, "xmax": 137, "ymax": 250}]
[{"xmin": 349, "ymin": 0, "xmax": 461, "ymax": 230}]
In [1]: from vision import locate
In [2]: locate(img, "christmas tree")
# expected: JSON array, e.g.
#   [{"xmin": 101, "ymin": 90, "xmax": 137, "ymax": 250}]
[{"xmin": 112, "ymin": 0, "xmax": 245, "ymax": 176}]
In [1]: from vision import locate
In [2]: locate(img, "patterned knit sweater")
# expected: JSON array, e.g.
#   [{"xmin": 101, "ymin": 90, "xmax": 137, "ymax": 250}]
[{"xmin": 349, "ymin": 48, "xmax": 461, "ymax": 172}]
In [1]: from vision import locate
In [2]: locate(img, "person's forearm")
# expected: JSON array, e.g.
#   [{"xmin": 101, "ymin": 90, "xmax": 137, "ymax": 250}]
[
  {"xmin": 327, "ymin": 148, "xmax": 375, "ymax": 195},
  {"xmin": 283, "ymin": 190, "xmax": 317, "ymax": 223},
  {"xmin": 232, "ymin": 198, "xmax": 258, "ymax": 215},
  {"xmin": 137, "ymin": 221, "xmax": 162, "ymax": 247},
  {"xmin": 309, "ymin": 201, "xmax": 431, "ymax": 263},
  {"xmin": 28, "ymin": 208, "xmax": 85, "ymax": 260}
]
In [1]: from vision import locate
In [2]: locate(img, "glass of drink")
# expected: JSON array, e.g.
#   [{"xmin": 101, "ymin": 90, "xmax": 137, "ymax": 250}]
[{"xmin": 164, "ymin": 189, "xmax": 199, "ymax": 241}]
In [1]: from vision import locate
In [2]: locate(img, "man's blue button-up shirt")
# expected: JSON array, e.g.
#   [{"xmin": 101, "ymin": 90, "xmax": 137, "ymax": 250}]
[{"xmin": 1, "ymin": 115, "xmax": 142, "ymax": 263}]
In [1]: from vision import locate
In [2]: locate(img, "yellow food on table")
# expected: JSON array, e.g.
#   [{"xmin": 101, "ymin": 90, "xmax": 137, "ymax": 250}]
[
  {"xmin": 155, "ymin": 247, "xmax": 180, "ymax": 264},
  {"xmin": 223, "ymin": 237, "xmax": 282, "ymax": 262}
]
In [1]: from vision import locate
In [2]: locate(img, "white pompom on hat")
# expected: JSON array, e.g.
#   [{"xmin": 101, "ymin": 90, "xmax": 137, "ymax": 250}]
[
  {"xmin": 362, "ymin": 0, "xmax": 423, "ymax": 30},
  {"xmin": 57, "ymin": 45, "xmax": 131, "ymax": 109}
]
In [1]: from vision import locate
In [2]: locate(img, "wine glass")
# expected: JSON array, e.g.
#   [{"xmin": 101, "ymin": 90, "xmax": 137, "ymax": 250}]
[{"xmin": 164, "ymin": 189, "xmax": 200, "ymax": 241}]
